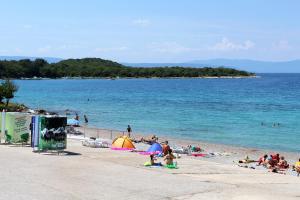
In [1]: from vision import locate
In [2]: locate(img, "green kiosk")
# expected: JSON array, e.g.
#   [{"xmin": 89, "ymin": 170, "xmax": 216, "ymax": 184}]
[{"xmin": 0, "ymin": 112, "xmax": 31, "ymax": 144}]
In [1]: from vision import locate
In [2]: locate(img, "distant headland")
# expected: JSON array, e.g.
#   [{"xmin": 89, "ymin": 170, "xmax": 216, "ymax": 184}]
[{"xmin": 0, "ymin": 57, "xmax": 254, "ymax": 78}]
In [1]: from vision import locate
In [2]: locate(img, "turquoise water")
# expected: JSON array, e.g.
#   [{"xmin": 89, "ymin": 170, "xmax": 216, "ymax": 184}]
[{"xmin": 13, "ymin": 74, "xmax": 300, "ymax": 152}]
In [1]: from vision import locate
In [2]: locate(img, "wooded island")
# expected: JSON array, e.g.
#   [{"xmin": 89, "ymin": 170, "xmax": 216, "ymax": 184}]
[{"xmin": 0, "ymin": 58, "xmax": 254, "ymax": 78}]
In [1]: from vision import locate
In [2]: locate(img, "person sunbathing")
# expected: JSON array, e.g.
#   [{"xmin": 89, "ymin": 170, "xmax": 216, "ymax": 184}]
[
  {"xmin": 239, "ymin": 155, "xmax": 256, "ymax": 164},
  {"xmin": 277, "ymin": 156, "xmax": 289, "ymax": 169},
  {"xmin": 141, "ymin": 135, "xmax": 158, "ymax": 145}
]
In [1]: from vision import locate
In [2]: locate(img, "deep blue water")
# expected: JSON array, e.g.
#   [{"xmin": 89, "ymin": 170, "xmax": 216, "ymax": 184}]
[{"xmin": 13, "ymin": 74, "xmax": 300, "ymax": 152}]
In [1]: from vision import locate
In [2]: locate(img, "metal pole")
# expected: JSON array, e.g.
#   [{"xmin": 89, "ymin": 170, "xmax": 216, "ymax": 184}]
[{"xmin": 83, "ymin": 125, "xmax": 86, "ymax": 138}]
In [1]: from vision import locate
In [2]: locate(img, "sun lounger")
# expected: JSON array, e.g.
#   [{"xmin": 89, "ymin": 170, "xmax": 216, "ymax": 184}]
[{"xmin": 82, "ymin": 138, "xmax": 111, "ymax": 148}]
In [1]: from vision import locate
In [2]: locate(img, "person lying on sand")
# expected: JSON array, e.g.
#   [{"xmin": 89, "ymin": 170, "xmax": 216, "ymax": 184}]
[
  {"xmin": 238, "ymin": 155, "xmax": 257, "ymax": 164},
  {"xmin": 140, "ymin": 135, "xmax": 158, "ymax": 145},
  {"xmin": 164, "ymin": 149, "xmax": 176, "ymax": 165}
]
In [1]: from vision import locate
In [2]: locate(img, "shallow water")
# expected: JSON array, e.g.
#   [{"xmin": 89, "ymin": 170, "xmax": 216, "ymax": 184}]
[{"xmin": 13, "ymin": 74, "xmax": 300, "ymax": 152}]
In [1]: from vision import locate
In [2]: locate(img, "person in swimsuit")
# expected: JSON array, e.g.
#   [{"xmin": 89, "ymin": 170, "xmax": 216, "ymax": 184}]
[
  {"xmin": 162, "ymin": 141, "xmax": 170, "ymax": 156},
  {"xmin": 257, "ymin": 154, "xmax": 268, "ymax": 166},
  {"xmin": 277, "ymin": 156, "xmax": 289, "ymax": 169},
  {"xmin": 84, "ymin": 115, "xmax": 88, "ymax": 124},
  {"xmin": 149, "ymin": 155, "xmax": 162, "ymax": 166},
  {"xmin": 164, "ymin": 149, "xmax": 175, "ymax": 165},
  {"xmin": 75, "ymin": 113, "xmax": 79, "ymax": 121},
  {"xmin": 127, "ymin": 125, "xmax": 132, "ymax": 138}
]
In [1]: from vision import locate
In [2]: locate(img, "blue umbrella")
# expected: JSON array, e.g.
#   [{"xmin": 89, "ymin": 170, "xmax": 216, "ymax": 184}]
[{"xmin": 147, "ymin": 142, "xmax": 163, "ymax": 153}]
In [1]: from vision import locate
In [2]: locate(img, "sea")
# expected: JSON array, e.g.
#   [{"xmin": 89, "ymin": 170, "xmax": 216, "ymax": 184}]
[{"xmin": 13, "ymin": 74, "xmax": 300, "ymax": 152}]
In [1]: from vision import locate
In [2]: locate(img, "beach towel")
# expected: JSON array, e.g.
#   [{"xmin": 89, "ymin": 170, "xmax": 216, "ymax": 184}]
[
  {"xmin": 139, "ymin": 151, "xmax": 161, "ymax": 155},
  {"xmin": 165, "ymin": 164, "xmax": 178, "ymax": 169},
  {"xmin": 111, "ymin": 147, "xmax": 134, "ymax": 151},
  {"xmin": 192, "ymin": 153, "xmax": 208, "ymax": 157},
  {"xmin": 144, "ymin": 161, "xmax": 163, "ymax": 167}
]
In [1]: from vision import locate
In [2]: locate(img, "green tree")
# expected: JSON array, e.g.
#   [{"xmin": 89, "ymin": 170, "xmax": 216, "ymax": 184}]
[{"xmin": 1, "ymin": 80, "xmax": 18, "ymax": 107}]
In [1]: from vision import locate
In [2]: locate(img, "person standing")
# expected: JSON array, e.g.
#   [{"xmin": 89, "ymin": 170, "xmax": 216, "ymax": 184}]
[
  {"xmin": 84, "ymin": 115, "xmax": 88, "ymax": 124},
  {"xmin": 162, "ymin": 141, "xmax": 170, "ymax": 156},
  {"xmin": 127, "ymin": 125, "xmax": 132, "ymax": 137},
  {"xmin": 75, "ymin": 113, "xmax": 79, "ymax": 121}
]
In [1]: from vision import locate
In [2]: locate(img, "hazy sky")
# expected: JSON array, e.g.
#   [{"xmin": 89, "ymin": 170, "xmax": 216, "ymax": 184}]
[{"xmin": 0, "ymin": 0, "xmax": 299, "ymax": 62}]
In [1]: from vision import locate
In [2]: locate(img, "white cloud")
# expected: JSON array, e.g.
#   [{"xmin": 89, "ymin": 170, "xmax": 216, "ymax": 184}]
[
  {"xmin": 211, "ymin": 37, "xmax": 255, "ymax": 51},
  {"xmin": 132, "ymin": 19, "xmax": 150, "ymax": 27},
  {"xmin": 95, "ymin": 46, "xmax": 128, "ymax": 52}
]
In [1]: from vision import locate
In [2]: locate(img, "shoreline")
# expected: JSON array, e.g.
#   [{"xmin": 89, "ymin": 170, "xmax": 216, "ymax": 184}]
[
  {"xmin": 12, "ymin": 75, "xmax": 258, "ymax": 80},
  {"xmin": 17, "ymin": 106, "xmax": 299, "ymax": 161},
  {"xmin": 75, "ymin": 125, "xmax": 299, "ymax": 168}
]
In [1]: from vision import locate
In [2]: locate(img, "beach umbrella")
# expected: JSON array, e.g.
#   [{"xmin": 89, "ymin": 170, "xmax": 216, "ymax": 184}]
[
  {"xmin": 111, "ymin": 136, "xmax": 135, "ymax": 149},
  {"xmin": 147, "ymin": 142, "xmax": 163, "ymax": 153}
]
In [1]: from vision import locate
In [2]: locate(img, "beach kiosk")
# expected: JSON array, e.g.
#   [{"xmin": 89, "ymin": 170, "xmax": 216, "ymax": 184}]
[
  {"xmin": 31, "ymin": 115, "xmax": 67, "ymax": 153},
  {"xmin": 0, "ymin": 112, "xmax": 31, "ymax": 144}
]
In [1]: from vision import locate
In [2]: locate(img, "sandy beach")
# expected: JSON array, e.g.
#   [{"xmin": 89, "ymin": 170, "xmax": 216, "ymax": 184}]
[
  {"xmin": 0, "ymin": 135, "xmax": 299, "ymax": 200},
  {"xmin": 76, "ymin": 126, "xmax": 300, "ymax": 166},
  {"xmin": 1, "ymin": 125, "xmax": 298, "ymax": 200}
]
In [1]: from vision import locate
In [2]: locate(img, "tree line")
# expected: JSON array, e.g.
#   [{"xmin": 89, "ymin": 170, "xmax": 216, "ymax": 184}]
[{"xmin": 0, "ymin": 58, "xmax": 254, "ymax": 78}]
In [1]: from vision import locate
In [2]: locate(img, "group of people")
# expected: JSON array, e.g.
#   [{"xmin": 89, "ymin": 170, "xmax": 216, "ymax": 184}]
[
  {"xmin": 127, "ymin": 125, "xmax": 160, "ymax": 144},
  {"xmin": 74, "ymin": 113, "xmax": 89, "ymax": 124},
  {"xmin": 127, "ymin": 125, "xmax": 177, "ymax": 166},
  {"xmin": 126, "ymin": 125, "xmax": 299, "ymax": 174},
  {"xmin": 126, "ymin": 125, "xmax": 177, "ymax": 167},
  {"xmin": 258, "ymin": 154, "xmax": 288, "ymax": 169},
  {"xmin": 256, "ymin": 153, "xmax": 299, "ymax": 175},
  {"xmin": 261, "ymin": 122, "xmax": 281, "ymax": 127},
  {"xmin": 149, "ymin": 140, "xmax": 177, "ymax": 167}
]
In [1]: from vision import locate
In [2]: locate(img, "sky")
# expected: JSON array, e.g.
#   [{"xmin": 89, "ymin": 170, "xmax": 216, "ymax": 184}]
[{"xmin": 0, "ymin": 0, "xmax": 300, "ymax": 62}]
